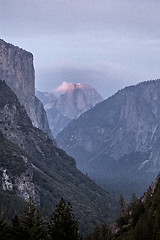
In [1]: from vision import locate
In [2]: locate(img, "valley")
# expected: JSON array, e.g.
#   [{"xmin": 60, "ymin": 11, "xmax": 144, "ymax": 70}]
[{"xmin": 0, "ymin": 38, "xmax": 160, "ymax": 238}]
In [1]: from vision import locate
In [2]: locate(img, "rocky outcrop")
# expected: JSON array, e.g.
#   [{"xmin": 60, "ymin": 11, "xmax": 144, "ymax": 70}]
[
  {"xmin": 0, "ymin": 39, "xmax": 52, "ymax": 139},
  {"xmin": 0, "ymin": 130, "xmax": 39, "ymax": 204},
  {"xmin": 57, "ymin": 80, "xmax": 160, "ymax": 198},
  {"xmin": 141, "ymin": 173, "xmax": 160, "ymax": 203},
  {"xmin": 34, "ymin": 96, "xmax": 53, "ymax": 139}
]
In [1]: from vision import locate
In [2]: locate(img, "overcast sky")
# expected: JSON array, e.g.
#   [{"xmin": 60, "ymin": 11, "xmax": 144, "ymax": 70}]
[{"xmin": 1, "ymin": 0, "xmax": 160, "ymax": 98}]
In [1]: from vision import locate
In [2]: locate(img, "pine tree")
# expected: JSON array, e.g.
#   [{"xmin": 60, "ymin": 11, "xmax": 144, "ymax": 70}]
[
  {"xmin": 20, "ymin": 197, "xmax": 46, "ymax": 240},
  {"xmin": 119, "ymin": 194, "xmax": 126, "ymax": 216},
  {"xmin": 0, "ymin": 212, "xmax": 10, "ymax": 240},
  {"xmin": 128, "ymin": 194, "xmax": 144, "ymax": 227},
  {"xmin": 83, "ymin": 223, "xmax": 112, "ymax": 240},
  {"xmin": 10, "ymin": 215, "xmax": 25, "ymax": 240},
  {"xmin": 48, "ymin": 198, "xmax": 79, "ymax": 240},
  {"xmin": 117, "ymin": 194, "xmax": 128, "ymax": 227}
]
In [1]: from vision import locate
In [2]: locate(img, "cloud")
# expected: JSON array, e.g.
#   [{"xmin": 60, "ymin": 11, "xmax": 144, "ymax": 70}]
[
  {"xmin": 1, "ymin": 0, "xmax": 160, "ymax": 39},
  {"xmin": 1, "ymin": 0, "xmax": 160, "ymax": 99},
  {"xmin": 53, "ymin": 81, "xmax": 70, "ymax": 93},
  {"xmin": 36, "ymin": 64, "xmax": 142, "ymax": 99}
]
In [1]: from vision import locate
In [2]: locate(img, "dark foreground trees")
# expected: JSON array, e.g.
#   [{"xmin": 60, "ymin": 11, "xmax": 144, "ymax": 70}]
[
  {"xmin": 84, "ymin": 223, "xmax": 112, "ymax": 240},
  {"xmin": 2, "ymin": 189, "xmax": 160, "ymax": 240},
  {"xmin": 0, "ymin": 198, "xmax": 79, "ymax": 240},
  {"xmin": 0, "ymin": 213, "xmax": 10, "ymax": 240},
  {"xmin": 48, "ymin": 198, "xmax": 79, "ymax": 240}
]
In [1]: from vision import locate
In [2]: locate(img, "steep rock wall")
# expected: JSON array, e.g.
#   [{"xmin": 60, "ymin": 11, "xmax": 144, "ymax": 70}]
[
  {"xmin": 0, "ymin": 130, "xmax": 39, "ymax": 204},
  {"xmin": 0, "ymin": 39, "xmax": 53, "ymax": 139}
]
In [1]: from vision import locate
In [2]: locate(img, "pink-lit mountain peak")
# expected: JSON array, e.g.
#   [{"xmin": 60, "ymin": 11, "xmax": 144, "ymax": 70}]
[
  {"xmin": 54, "ymin": 82, "xmax": 103, "ymax": 119},
  {"xmin": 53, "ymin": 81, "xmax": 91, "ymax": 94},
  {"xmin": 37, "ymin": 81, "xmax": 103, "ymax": 135},
  {"xmin": 66, "ymin": 82, "xmax": 91, "ymax": 93}
]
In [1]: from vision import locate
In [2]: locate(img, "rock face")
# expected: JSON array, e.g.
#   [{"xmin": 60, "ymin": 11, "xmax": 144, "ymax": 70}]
[
  {"xmin": 54, "ymin": 83, "xmax": 103, "ymax": 119},
  {"xmin": 0, "ymin": 130, "xmax": 39, "ymax": 204},
  {"xmin": 37, "ymin": 83, "xmax": 103, "ymax": 137},
  {"xmin": 0, "ymin": 80, "xmax": 116, "ymax": 233},
  {"xmin": 57, "ymin": 80, "xmax": 160, "ymax": 198},
  {"xmin": 0, "ymin": 39, "xmax": 52, "ymax": 139},
  {"xmin": 36, "ymin": 90, "xmax": 57, "ymax": 106},
  {"xmin": 36, "ymin": 91, "xmax": 69, "ymax": 137}
]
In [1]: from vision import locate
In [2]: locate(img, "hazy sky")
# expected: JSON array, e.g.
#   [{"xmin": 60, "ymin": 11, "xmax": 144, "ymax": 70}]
[{"xmin": 1, "ymin": 0, "xmax": 160, "ymax": 98}]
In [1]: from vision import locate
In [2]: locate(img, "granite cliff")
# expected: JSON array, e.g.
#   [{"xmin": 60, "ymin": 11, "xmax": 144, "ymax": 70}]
[
  {"xmin": 0, "ymin": 39, "xmax": 52, "ymax": 138},
  {"xmin": 54, "ymin": 82, "xmax": 103, "ymax": 119},
  {"xmin": 57, "ymin": 80, "xmax": 160, "ymax": 198},
  {"xmin": 0, "ymin": 130, "xmax": 39, "ymax": 204}
]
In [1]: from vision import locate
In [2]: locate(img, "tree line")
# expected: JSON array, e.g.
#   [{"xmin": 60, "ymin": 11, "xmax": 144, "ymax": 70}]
[
  {"xmin": 0, "ymin": 197, "xmax": 79, "ymax": 240},
  {"xmin": 0, "ymin": 194, "xmax": 142, "ymax": 240},
  {"xmin": 1, "ymin": 189, "xmax": 160, "ymax": 240}
]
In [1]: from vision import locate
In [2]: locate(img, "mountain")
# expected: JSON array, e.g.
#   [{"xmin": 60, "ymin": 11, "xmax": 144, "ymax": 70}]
[
  {"xmin": 0, "ymin": 39, "xmax": 52, "ymax": 139},
  {"xmin": 0, "ymin": 80, "xmax": 116, "ymax": 233},
  {"xmin": 37, "ymin": 83, "xmax": 103, "ymax": 137},
  {"xmin": 46, "ymin": 107, "xmax": 71, "ymax": 137},
  {"xmin": 57, "ymin": 80, "xmax": 160, "ymax": 198},
  {"xmin": 36, "ymin": 90, "xmax": 57, "ymax": 106},
  {"xmin": 54, "ymin": 82, "xmax": 103, "ymax": 119}
]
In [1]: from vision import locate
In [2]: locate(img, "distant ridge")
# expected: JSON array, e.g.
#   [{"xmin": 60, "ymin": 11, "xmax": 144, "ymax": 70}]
[{"xmin": 57, "ymin": 79, "xmax": 160, "ymax": 198}]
